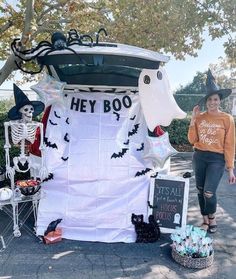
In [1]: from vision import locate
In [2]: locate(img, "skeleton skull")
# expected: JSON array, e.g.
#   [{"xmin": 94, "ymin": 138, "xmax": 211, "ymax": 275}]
[{"xmin": 19, "ymin": 104, "xmax": 34, "ymax": 122}]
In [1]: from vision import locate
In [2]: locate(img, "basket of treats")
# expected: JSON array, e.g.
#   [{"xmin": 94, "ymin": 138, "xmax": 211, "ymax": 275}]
[
  {"xmin": 170, "ymin": 225, "xmax": 214, "ymax": 269},
  {"xmin": 16, "ymin": 179, "xmax": 41, "ymax": 196}
]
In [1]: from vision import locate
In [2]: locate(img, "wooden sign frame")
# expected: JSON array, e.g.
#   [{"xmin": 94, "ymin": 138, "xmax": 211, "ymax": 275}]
[{"xmin": 148, "ymin": 174, "xmax": 189, "ymax": 233}]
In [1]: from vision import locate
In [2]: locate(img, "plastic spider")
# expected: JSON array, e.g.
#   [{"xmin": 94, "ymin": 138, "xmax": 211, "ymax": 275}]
[{"xmin": 11, "ymin": 28, "xmax": 113, "ymax": 74}]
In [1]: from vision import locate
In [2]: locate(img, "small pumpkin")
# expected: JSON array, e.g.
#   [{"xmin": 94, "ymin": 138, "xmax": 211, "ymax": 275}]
[{"xmin": 0, "ymin": 187, "xmax": 13, "ymax": 201}]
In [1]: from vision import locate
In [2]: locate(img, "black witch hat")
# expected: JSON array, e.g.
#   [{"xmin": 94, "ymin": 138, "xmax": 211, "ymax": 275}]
[
  {"xmin": 8, "ymin": 84, "xmax": 45, "ymax": 120},
  {"xmin": 198, "ymin": 69, "xmax": 232, "ymax": 105}
]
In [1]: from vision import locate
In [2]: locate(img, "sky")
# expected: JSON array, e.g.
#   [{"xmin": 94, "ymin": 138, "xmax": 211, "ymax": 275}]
[
  {"xmin": 0, "ymin": 33, "xmax": 227, "ymax": 92},
  {"xmin": 165, "ymin": 34, "xmax": 226, "ymax": 91}
]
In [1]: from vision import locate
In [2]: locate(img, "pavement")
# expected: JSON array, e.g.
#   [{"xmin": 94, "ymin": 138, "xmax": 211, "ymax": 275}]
[{"xmin": 0, "ymin": 152, "xmax": 236, "ymax": 279}]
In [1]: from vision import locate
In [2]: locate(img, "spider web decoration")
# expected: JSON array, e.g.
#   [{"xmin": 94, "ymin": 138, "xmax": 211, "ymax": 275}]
[{"xmin": 31, "ymin": 73, "xmax": 66, "ymax": 108}]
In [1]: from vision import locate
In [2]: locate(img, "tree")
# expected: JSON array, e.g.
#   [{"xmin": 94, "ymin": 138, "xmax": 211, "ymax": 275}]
[
  {"xmin": 209, "ymin": 57, "xmax": 236, "ymax": 89},
  {"xmin": 175, "ymin": 57, "xmax": 235, "ymax": 95},
  {"xmin": 0, "ymin": 0, "xmax": 235, "ymax": 85},
  {"xmin": 175, "ymin": 71, "xmax": 207, "ymax": 95}
]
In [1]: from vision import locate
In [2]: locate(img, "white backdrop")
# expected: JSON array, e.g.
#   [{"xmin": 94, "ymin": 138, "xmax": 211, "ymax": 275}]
[{"xmin": 36, "ymin": 90, "xmax": 153, "ymax": 242}]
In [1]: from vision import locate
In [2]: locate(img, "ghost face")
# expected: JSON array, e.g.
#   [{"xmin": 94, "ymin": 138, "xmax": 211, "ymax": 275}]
[
  {"xmin": 138, "ymin": 68, "xmax": 186, "ymax": 130},
  {"xmin": 19, "ymin": 104, "xmax": 34, "ymax": 122}
]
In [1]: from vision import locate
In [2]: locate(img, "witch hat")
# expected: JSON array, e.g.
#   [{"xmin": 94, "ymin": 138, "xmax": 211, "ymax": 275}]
[
  {"xmin": 8, "ymin": 84, "xmax": 45, "ymax": 120},
  {"xmin": 198, "ymin": 69, "xmax": 232, "ymax": 105}
]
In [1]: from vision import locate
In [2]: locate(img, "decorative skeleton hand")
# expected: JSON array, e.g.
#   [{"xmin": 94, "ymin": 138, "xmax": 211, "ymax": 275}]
[{"xmin": 5, "ymin": 166, "xmax": 15, "ymax": 180}]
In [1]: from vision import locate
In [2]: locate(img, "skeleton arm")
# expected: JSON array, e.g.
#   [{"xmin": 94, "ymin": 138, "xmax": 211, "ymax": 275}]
[
  {"xmin": 38, "ymin": 123, "xmax": 44, "ymax": 151},
  {"xmin": 4, "ymin": 122, "xmax": 14, "ymax": 179}
]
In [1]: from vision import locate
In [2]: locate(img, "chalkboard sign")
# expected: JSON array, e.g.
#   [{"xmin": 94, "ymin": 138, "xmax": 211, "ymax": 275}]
[{"xmin": 148, "ymin": 175, "xmax": 189, "ymax": 233}]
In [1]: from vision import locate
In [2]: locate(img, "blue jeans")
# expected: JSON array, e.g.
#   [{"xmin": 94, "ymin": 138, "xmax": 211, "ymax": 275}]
[{"xmin": 193, "ymin": 149, "xmax": 225, "ymax": 215}]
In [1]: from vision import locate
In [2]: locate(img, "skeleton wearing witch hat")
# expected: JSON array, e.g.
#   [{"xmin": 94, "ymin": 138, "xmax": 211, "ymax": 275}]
[{"xmin": 4, "ymin": 84, "xmax": 47, "ymax": 182}]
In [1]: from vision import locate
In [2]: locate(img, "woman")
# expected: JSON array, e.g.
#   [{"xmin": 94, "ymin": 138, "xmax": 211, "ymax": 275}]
[{"xmin": 188, "ymin": 69, "xmax": 235, "ymax": 233}]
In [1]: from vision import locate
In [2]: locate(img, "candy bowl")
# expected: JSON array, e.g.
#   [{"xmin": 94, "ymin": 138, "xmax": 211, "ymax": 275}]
[{"xmin": 16, "ymin": 179, "xmax": 41, "ymax": 196}]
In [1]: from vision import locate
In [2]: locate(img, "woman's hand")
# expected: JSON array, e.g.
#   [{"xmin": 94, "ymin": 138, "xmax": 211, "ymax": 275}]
[
  {"xmin": 192, "ymin": 105, "xmax": 200, "ymax": 118},
  {"xmin": 228, "ymin": 168, "xmax": 236, "ymax": 184},
  {"xmin": 190, "ymin": 105, "xmax": 200, "ymax": 126}
]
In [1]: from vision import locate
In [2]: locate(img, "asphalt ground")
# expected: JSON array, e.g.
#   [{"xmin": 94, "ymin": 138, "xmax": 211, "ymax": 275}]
[{"xmin": 0, "ymin": 152, "xmax": 236, "ymax": 279}]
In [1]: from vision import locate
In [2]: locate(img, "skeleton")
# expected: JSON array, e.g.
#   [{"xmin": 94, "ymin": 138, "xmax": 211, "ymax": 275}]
[
  {"xmin": 4, "ymin": 104, "xmax": 47, "ymax": 237},
  {"xmin": 4, "ymin": 104, "xmax": 47, "ymax": 186}
]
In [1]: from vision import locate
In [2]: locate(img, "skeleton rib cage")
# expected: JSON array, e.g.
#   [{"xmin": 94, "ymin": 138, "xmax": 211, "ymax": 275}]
[
  {"xmin": 4, "ymin": 120, "xmax": 47, "ymax": 181},
  {"xmin": 10, "ymin": 122, "xmax": 38, "ymax": 144}
]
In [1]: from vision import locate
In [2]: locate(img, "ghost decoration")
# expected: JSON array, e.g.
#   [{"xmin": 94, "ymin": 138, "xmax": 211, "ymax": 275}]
[
  {"xmin": 143, "ymin": 132, "xmax": 177, "ymax": 168},
  {"xmin": 138, "ymin": 67, "xmax": 186, "ymax": 131},
  {"xmin": 31, "ymin": 73, "xmax": 66, "ymax": 108},
  {"xmin": 174, "ymin": 213, "xmax": 181, "ymax": 224}
]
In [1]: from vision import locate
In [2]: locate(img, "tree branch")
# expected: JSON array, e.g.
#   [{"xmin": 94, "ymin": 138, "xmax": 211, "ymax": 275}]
[
  {"xmin": 194, "ymin": 0, "xmax": 233, "ymax": 39},
  {"xmin": 0, "ymin": 20, "xmax": 13, "ymax": 35},
  {"xmin": 36, "ymin": 1, "xmax": 68, "ymax": 25},
  {"xmin": 0, "ymin": 0, "xmax": 35, "ymax": 85},
  {"xmin": 21, "ymin": 0, "xmax": 35, "ymax": 45},
  {"xmin": 0, "ymin": 54, "xmax": 19, "ymax": 86}
]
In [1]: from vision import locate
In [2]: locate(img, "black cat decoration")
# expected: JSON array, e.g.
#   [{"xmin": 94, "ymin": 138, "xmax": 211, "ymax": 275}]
[{"xmin": 131, "ymin": 213, "xmax": 161, "ymax": 243}]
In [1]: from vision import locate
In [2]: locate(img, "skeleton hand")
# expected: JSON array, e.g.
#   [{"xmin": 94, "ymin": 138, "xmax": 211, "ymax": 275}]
[{"xmin": 6, "ymin": 166, "xmax": 15, "ymax": 180}]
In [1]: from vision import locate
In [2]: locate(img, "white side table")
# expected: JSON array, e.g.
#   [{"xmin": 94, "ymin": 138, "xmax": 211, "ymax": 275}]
[{"xmin": 0, "ymin": 190, "xmax": 43, "ymax": 252}]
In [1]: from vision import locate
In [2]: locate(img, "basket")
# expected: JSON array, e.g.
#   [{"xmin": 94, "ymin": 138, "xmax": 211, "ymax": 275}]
[
  {"xmin": 18, "ymin": 184, "xmax": 41, "ymax": 196},
  {"xmin": 171, "ymin": 248, "xmax": 214, "ymax": 269}
]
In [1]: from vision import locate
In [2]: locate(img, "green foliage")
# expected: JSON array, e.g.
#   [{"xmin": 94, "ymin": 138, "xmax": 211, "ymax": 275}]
[
  {"xmin": 175, "ymin": 71, "xmax": 207, "ymax": 95},
  {"xmin": 0, "ymin": 99, "xmax": 14, "ymax": 114},
  {"xmin": 165, "ymin": 118, "xmax": 190, "ymax": 145},
  {"xmin": 174, "ymin": 94, "xmax": 204, "ymax": 112}
]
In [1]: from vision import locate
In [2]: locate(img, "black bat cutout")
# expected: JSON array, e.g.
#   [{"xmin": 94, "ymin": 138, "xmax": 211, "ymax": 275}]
[
  {"xmin": 113, "ymin": 111, "xmax": 120, "ymax": 121},
  {"xmin": 111, "ymin": 148, "xmax": 128, "ymax": 159},
  {"xmin": 54, "ymin": 111, "xmax": 61, "ymax": 118},
  {"xmin": 66, "ymin": 117, "xmax": 70, "ymax": 124},
  {"xmin": 123, "ymin": 139, "xmax": 129, "ymax": 145},
  {"xmin": 128, "ymin": 124, "xmax": 140, "ymax": 137},
  {"xmin": 130, "ymin": 115, "xmax": 136, "ymax": 120},
  {"xmin": 44, "ymin": 137, "xmax": 58, "ymax": 149},
  {"xmin": 42, "ymin": 173, "xmax": 54, "ymax": 182},
  {"xmin": 136, "ymin": 143, "xmax": 144, "ymax": 151},
  {"xmin": 61, "ymin": 156, "xmax": 69, "ymax": 161},
  {"xmin": 131, "ymin": 90, "xmax": 138, "ymax": 94},
  {"xmin": 150, "ymin": 172, "xmax": 158, "ymax": 178},
  {"xmin": 49, "ymin": 119, "xmax": 58, "ymax": 126},
  {"xmin": 64, "ymin": 133, "xmax": 70, "ymax": 142},
  {"xmin": 44, "ymin": 219, "xmax": 62, "ymax": 236},
  {"xmin": 147, "ymin": 201, "xmax": 158, "ymax": 209},
  {"xmin": 135, "ymin": 168, "xmax": 151, "ymax": 177}
]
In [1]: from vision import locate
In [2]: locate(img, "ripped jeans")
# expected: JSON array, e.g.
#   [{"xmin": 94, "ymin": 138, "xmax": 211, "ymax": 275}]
[{"xmin": 193, "ymin": 149, "xmax": 225, "ymax": 216}]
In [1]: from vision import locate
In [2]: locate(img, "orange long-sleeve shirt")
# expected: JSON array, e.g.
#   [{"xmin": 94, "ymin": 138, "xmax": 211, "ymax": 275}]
[{"xmin": 188, "ymin": 111, "xmax": 235, "ymax": 169}]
